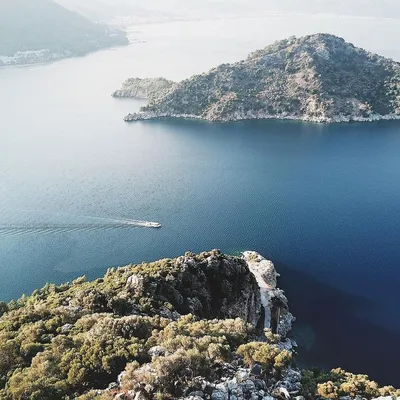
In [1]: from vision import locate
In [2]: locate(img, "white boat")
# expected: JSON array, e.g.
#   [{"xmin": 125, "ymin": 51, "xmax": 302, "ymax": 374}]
[
  {"xmin": 138, "ymin": 221, "xmax": 161, "ymax": 228},
  {"xmin": 124, "ymin": 220, "xmax": 161, "ymax": 228}
]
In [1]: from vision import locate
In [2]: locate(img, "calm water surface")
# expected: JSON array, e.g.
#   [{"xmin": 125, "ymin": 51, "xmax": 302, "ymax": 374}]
[{"xmin": 1, "ymin": 15, "xmax": 400, "ymax": 384}]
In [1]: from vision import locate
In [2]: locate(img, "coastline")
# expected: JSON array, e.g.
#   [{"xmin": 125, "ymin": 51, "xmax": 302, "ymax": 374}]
[
  {"xmin": 124, "ymin": 110, "xmax": 400, "ymax": 124},
  {"xmin": 0, "ymin": 41, "xmax": 129, "ymax": 69}
]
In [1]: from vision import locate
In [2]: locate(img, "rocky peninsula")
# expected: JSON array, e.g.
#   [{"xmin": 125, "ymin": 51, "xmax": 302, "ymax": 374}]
[
  {"xmin": 0, "ymin": 250, "xmax": 398, "ymax": 400},
  {"xmin": 120, "ymin": 34, "xmax": 400, "ymax": 124}
]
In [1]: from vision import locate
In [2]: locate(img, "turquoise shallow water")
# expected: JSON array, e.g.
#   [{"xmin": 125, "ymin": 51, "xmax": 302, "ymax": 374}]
[{"xmin": 1, "ymin": 16, "xmax": 400, "ymax": 385}]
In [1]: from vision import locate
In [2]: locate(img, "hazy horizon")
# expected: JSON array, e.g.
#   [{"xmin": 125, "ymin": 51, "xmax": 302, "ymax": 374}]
[{"xmin": 55, "ymin": 0, "xmax": 400, "ymax": 22}]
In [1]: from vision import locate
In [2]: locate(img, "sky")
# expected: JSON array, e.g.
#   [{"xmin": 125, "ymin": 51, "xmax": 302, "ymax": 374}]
[{"xmin": 55, "ymin": 0, "xmax": 400, "ymax": 23}]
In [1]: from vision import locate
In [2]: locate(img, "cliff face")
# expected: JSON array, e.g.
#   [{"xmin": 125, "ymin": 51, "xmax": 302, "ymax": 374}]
[
  {"xmin": 243, "ymin": 251, "xmax": 294, "ymax": 337},
  {"xmin": 122, "ymin": 34, "xmax": 400, "ymax": 123}
]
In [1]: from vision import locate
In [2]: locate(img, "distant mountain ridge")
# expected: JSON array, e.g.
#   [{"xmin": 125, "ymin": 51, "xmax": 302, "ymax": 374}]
[
  {"xmin": 56, "ymin": 0, "xmax": 400, "ymax": 25},
  {"xmin": 57, "ymin": 0, "xmax": 400, "ymax": 23},
  {"xmin": 0, "ymin": 0, "xmax": 128, "ymax": 66},
  {"xmin": 122, "ymin": 34, "xmax": 400, "ymax": 123}
]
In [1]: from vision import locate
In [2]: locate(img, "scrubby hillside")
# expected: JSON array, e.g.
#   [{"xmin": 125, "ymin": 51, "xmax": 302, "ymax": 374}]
[
  {"xmin": 0, "ymin": 250, "xmax": 398, "ymax": 400},
  {"xmin": 123, "ymin": 34, "xmax": 400, "ymax": 123}
]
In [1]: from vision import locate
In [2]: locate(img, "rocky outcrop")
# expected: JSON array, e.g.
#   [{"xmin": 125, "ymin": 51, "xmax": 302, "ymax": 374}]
[
  {"xmin": 124, "ymin": 250, "xmax": 293, "ymax": 335},
  {"xmin": 112, "ymin": 364, "xmax": 303, "ymax": 400},
  {"xmin": 113, "ymin": 77, "xmax": 176, "ymax": 99},
  {"xmin": 122, "ymin": 34, "xmax": 400, "ymax": 124},
  {"xmin": 0, "ymin": 250, "xmax": 398, "ymax": 400},
  {"xmin": 128, "ymin": 250, "xmax": 263, "ymax": 327},
  {"xmin": 243, "ymin": 251, "xmax": 295, "ymax": 336}
]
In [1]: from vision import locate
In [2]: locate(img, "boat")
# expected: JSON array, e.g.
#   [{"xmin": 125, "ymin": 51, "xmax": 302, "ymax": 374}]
[
  {"xmin": 125, "ymin": 220, "xmax": 161, "ymax": 228},
  {"xmin": 140, "ymin": 221, "xmax": 161, "ymax": 228}
]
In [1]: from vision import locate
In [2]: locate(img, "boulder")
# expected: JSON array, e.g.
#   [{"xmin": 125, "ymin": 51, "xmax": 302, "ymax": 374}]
[{"xmin": 211, "ymin": 390, "xmax": 228, "ymax": 400}]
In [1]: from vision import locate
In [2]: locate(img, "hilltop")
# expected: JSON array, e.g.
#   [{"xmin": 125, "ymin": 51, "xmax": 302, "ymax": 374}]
[
  {"xmin": 0, "ymin": 0, "xmax": 128, "ymax": 66},
  {"xmin": 0, "ymin": 250, "xmax": 398, "ymax": 399},
  {"xmin": 122, "ymin": 34, "xmax": 400, "ymax": 123}
]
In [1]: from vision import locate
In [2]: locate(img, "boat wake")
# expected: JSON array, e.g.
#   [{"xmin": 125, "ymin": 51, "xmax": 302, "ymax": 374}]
[{"xmin": 0, "ymin": 218, "xmax": 161, "ymax": 237}]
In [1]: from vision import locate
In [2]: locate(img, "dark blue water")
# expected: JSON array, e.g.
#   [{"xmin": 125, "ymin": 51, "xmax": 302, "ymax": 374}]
[
  {"xmin": 2, "ymin": 117, "xmax": 400, "ymax": 384},
  {"xmin": 1, "ymin": 17, "xmax": 400, "ymax": 386}
]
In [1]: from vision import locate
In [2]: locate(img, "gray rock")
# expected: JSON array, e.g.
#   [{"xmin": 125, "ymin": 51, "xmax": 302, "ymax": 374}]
[
  {"xmin": 254, "ymin": 380, "xmax": 266, "ymax": 390},
  {"xmin": 61, "ymin": 323, "xmax": 73, "ymax": 332},
  {"xmin": 133, "ymin": 392, "xmax": 148, "ymax": 400},
  {"xmin": 277, "ymin": 309, "xmax": 296, "ymax": 338},
  {"xmin": 240, "ymin": 380, "xmax": 256, "ymax": 393},
  {"xmin": 236, "ymin": 369, "xmax": 250, "ymax": 382},
  {"xmin": 148, "ymin": 346, "xmax": 166, "ymax": 357},
  {"xmin": 227, "ymin": 378, "xmax": 238, "ymax": 391},
  {"xmin": 283, "ymin": 371, "xmax": 297, "ymax": 382},
  {"xmin": 117, "ymin": 371, "xmax": 126, "ymax": 386},
  {"xmin": 188, "ymin": 391, "xmax": 205, "ymax": 398},
  {"xmin": 235, "ymin": 386, "xmax": 244, "ymax": 398},
  {"xmin": 107, "ymin": 382, "xmax": 119, "ymax": 390},
  {"xmin": 211, "ymin": 390, "xmax": 228, "ymax": 400},
  {"xmin": 278, "ymin": 369, "xmax": 302, "ymax": 392},
  {"xmin": 250, "ymin": 364, "xmax": 262, "ymax": 377},
  {"xmin": 370, "ymin": 398, "xmax": 394, "ymax": 400},
  {"xmin": 126, "ymin": 274, "xmax": 144, "ymax": 292},
  {"xmin": 215, "ymin": 382, "xmax": 229, "ymax": 393},
  {"xmin": 273, "ymin": 387, "xmax": 290, "ymax": 400}
]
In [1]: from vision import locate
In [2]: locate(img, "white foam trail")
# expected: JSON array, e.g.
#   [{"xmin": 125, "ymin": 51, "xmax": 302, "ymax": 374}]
[{"xmin": 0, "ymin": 219, "xmax": 161, "ymax": 237}]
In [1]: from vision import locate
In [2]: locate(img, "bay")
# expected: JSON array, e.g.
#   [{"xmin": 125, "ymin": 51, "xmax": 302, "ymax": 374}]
[{"xmin": 1, "ymin": 14, "xmax": 400, "ymax": 384}]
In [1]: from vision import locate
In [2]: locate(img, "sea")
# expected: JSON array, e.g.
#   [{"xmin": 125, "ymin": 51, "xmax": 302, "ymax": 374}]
[{"xmin": 1, "ymin": 14, "xmax": 400, "ymax": 385}]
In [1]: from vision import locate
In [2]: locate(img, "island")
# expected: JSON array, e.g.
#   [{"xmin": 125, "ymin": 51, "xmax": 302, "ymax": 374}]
[
  {"xmin": 0, "ymin": 249, "xmax": 398, "ymax": 399},
  {"xmin": 118, "ymin": 34, "xmax": 400, "ymax": 124},
  {"xmin": 0, "ymin": 0, "xmax": 128, "ymax": 67}
]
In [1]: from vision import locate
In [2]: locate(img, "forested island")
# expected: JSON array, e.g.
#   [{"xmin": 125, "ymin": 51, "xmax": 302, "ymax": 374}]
[
  {"xmin": 117, "ymin": 34, "xmax": 400, "ymax": 124},
  {"xmin": 0, "ymin": 250, "xmax": 398, "ymax": 399},
  {"xmin": 0, "ymin": 0, "xmax": 128, "ymax": 67}
]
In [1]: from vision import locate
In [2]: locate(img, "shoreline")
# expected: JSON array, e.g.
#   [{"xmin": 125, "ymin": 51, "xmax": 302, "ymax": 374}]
[
  {"xmin": 124, "ymin": 111, "xmax": 400, "ymax": 124},
  {"xmin": 0, "ymin": 41, "xmax": 130, "ymax": 69}
]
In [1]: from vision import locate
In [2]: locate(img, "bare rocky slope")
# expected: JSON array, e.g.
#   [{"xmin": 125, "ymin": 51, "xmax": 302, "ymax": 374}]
[
  {"xmin": 0, "ymin": 250, "xmax": 398, "ymax": 400},
  {"xmin": 121, "ymin": 34, "xmax": 400, "ymax": 123}
]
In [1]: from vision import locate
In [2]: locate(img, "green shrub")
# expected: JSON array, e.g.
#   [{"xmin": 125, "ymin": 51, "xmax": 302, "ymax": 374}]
[
  {"xmin": 302, "ymin": 367, "xmax": 400, "ymax": 400},
  {"xmin": 237, "ymin": 342, "xmax": 292, "ymax": 376}
]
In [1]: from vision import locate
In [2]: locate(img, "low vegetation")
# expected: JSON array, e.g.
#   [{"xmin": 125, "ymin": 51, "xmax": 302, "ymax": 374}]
[
  {"xmin": 0, "ymin": 251, "xmax": 398, "ymax": 399},
  {"xmin": 301, "ymin": 368, "xmax": 400, "ymax": 399}
]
